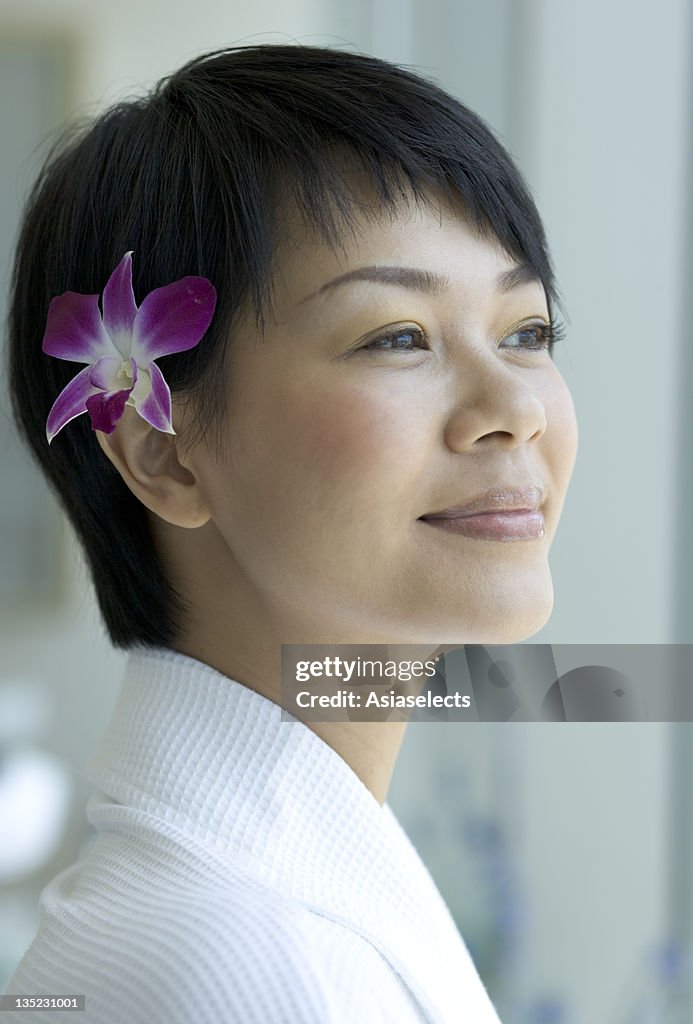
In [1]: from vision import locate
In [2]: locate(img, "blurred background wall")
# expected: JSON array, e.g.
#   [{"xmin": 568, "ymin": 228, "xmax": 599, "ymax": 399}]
[{"xmin": 0, "ymin": 1, "xmax": 691, "ymax": 1021}]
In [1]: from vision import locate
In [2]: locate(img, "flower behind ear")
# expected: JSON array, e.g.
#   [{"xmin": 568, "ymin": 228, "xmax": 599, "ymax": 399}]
[{"xmin": 43, "ymin": 251, "xmax": 217, "ymax": 443}]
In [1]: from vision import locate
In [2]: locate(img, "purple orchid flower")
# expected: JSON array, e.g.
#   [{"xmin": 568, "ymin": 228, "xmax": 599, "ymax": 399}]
[{"xmin": 43, "ymin": 251, "xmax": 217, "ymax": 443}]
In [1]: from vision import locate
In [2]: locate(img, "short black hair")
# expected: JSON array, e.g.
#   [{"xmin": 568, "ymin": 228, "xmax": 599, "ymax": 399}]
[{"xmin": 7, "ymin": 43, "xmax": 567, "ymax": 649}]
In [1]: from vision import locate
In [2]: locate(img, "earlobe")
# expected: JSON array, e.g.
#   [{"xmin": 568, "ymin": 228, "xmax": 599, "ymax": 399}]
[{"xmin": 94, "ymin": 406, "xmax": 213, "ymax": 529}]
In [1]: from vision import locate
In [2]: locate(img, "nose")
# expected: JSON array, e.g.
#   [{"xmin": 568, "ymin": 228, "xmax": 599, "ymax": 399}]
[{"xmin": 443, "ymin": 354, "xmax": 548, "ymax": 453}]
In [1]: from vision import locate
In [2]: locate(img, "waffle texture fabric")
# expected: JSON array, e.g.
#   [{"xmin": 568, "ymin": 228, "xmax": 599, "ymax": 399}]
[{"xmin": 2, "ymin": 646, "xmax": 503, "ymax": 1023}]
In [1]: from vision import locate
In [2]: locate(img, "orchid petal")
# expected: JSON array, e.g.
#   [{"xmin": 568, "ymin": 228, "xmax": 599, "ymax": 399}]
[
  {"xmin": 42, "ymin": 292, "xmax": 119, "ymax": 364},
  {"xmin": 85, "ymin": 387, "xmax": 133, "ymax": 434},
  {"xmin": 131, "ymin": 360, "xmax": 175, "ymax": 434},
  {"xmin": 101, "ymin": 251, "xmax": 138, "ymax": 356},
  {"xmin": 42, "ymin": 252, "xmax": 216, "ymax": 444},
  {"xmin": 130, "ymin": 277, "xmax": 216, "ymax": 363},
  {"xmin": 46, "ymin": 366, "xmax": 103, "ymax": 444}
]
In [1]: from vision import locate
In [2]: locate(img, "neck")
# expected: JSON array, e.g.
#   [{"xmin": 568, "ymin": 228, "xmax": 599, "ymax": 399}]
[
  {"xmin": 155, "ymin": 521, "xmax": 440, "ymax": 805},
  {"xmin": 172, "ymin": 635, "xmax": 424, "ymax": 804}
]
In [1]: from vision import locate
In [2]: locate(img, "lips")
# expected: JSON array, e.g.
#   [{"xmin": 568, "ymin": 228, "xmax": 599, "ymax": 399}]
[{"xmin": 419, "ymin": 485, "xmax": 544, "ymax": 520}]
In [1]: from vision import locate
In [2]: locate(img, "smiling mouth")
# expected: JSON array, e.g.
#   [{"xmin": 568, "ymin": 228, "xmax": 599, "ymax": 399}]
[
  {"xmin": 419, "ymin": 509, "xmax": 546, "ymax": 542},
  {"xmin": 419, "ymin": 485, "xmax": 545, "ymax": 520}
]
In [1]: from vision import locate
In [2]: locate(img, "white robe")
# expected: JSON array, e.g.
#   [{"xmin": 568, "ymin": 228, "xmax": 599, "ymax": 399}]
[{"xmin": 2, "ymin": 647, "xmax": 503, "ymax": 1023}]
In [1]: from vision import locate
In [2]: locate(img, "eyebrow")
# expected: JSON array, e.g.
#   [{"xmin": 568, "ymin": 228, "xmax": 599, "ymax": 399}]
[{"xmin": 297, "ymin": 262, "xmax": 542, "ymax": 305}]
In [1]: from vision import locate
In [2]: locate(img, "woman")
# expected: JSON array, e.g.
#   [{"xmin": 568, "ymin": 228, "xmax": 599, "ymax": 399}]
[{"xmin": 3, "ymin": 43, "xmax": 577, "ymax": 1022}]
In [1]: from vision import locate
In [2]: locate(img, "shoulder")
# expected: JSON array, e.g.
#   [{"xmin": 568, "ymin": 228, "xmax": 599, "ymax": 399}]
[
  {"xmin": 111, "ymin": 881, "xmax": 381, "ymax": 1024},
  {"xmin": 8, "ymin": 863, "xmax": 383, "ymax": 1024}
]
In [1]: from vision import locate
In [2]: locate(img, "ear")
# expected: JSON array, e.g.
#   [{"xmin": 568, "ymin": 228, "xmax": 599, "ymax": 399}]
[{"xmin": 94, "ymin": 405, "xmax": 212, "ymax": 529}]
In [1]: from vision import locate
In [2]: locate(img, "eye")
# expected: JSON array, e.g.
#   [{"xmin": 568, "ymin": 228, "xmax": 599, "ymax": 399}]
[
  {"xmin": 500, "ymin": 317, "xmax": 567, "ymax": 353},
  {"xmin": 357, "ymin": 316, "xmax": 567, "ymax": 356},
  {"xmin": 360, "ymin": 326, "xmax": 429, "ymax": 353}
]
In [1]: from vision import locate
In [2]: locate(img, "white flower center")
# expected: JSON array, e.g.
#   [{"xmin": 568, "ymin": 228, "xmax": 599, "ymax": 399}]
[{"xmin": 116, "ymin": 360, "xmax": 134, "ymax": 381}]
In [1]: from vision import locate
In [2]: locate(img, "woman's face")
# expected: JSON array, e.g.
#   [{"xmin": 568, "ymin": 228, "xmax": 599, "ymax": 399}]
[{"xmin": 186, "ymin": 193, "xmax": 578, "ymax": 646}]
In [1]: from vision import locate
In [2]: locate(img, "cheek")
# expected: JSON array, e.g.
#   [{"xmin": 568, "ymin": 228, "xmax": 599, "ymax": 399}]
[
  {"xmin": 543, "ymin": 376, "xmax": 578, "ymax": 519},
  {"xmin": 284, "ymin": 387, "xmax": 420, "ymax": 496},
  {"xmin": 218, "ymin": 379, "xmax": 428, "ymax": 538},
  {"xmin": 216, "ymin": 384, "xmax": 427, "ymax": 579},
  {"xmin": 548, "ymin": 377, "xmax": 579, "ymax": 469}
]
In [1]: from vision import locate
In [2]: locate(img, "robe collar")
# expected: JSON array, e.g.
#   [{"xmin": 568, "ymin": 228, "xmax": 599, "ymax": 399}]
[{"xmin": 86, "ymin": 646, "xmax": 501, "ymax": 1023}]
